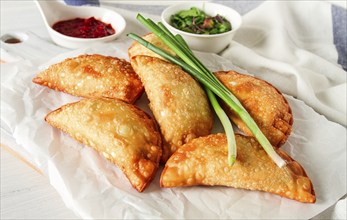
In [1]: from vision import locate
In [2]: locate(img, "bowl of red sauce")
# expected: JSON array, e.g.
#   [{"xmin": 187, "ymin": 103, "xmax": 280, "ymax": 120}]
[{"xmin": 36, "ymin": 1, "xmax": 126, "ymax": 49}]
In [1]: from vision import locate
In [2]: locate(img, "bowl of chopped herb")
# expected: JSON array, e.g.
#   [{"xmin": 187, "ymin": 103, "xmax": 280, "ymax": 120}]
[{"xmin": 161, "ymin": 2, "xmax": 242, "ymax": 53}]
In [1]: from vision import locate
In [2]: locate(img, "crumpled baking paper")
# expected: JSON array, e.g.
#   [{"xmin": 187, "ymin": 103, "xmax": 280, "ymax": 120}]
[{"xmin": 1, "ymin": 39, "xmax": 346, "ymax": 219}]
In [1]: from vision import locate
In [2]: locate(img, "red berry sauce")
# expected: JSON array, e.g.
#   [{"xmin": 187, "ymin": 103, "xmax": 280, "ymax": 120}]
[{"xmin": 52, "ymin": 17, "xmax": 115, "ymax": 38}]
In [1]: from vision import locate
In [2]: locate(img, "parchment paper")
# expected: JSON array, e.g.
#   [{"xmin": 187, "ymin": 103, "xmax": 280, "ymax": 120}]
[{"xmin": 1, "ymin": 39, "xmax": 346, "ymax": 219}]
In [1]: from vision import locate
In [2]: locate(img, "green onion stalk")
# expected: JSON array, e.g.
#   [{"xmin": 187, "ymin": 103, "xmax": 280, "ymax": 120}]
[{"xmin": 128, "ymin": 14, "xmax": 286, "ymax": 168}]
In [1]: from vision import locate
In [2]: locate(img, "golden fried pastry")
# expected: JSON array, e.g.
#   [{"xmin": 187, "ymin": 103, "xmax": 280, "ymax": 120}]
[
  {"xmin": 161, "ymin": 133, "xmax": 315, "ymax": 203},
  {"xmin": 215, "ymin": 71, "xmax": 293, "ymax": 147},
  {"xmin": 45, "ymin": 98, "xmax": 162, "ymax": 192},
  {"xmin": 131, "ymin": 55, "xmax": 213, "ymax": 162},
  {"xmin": 33, "ymin": 54, "xmax": 143, "ymax": 104},
  {"xmin": 128, "ymin": 33, "xmax": 175, "ymax": 60}
]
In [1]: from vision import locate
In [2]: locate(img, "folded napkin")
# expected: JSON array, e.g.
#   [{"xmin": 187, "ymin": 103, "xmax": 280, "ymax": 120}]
[{"xmin": 221, "ymin": 1, "xmax": 346, "ymax": 126}]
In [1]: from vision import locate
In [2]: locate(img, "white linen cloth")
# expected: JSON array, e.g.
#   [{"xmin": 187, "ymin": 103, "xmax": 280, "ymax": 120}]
[
  {"xmin": 220, "ymin": 2, "xmax": 347, "ymax": 218},
  {"xmin": 221, "ymin": 1, "xmax": 346, "ymax": 126}
]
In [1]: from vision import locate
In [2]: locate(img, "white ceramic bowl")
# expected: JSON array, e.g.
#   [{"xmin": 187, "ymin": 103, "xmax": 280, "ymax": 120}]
[
  {"xmin": 161, "ymin": 2, "xmax": 242, "ymax": 53},
  {"xmin": 36, "ymin": 1, "xmax": 126, "ymax": 49}
]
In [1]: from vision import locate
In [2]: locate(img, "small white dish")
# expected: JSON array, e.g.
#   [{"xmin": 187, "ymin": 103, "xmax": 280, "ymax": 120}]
[
  {"xmin": 161, "ymin": 2, "xmax": 242, "ymax": 53},
  {"xmin": 35, "ymin": 0, "xmax": 126, "ymax": 49}
]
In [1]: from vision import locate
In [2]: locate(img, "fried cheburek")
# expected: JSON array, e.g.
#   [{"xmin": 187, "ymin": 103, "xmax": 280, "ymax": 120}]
[
  {"xmin": 161, "ymin": 133, "xmax": 315, "ymax": 203},
  {"xmin": 215, "ymin": 71, "xmax": 293, "ymax": 147},
  {"xmin": 33, "ymin": 54, "xmax": 143, "ymax": 103},
  {"xmin": 45, "ymin": 98, "xmax": 162, "ymax": 192},
  {"xmin": 130, "ymin": 55, "xmax": 213, "ymax": 162}
]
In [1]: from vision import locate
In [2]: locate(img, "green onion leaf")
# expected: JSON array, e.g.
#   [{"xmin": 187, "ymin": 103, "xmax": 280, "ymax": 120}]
[{"xmin": 207, "ymin": 89, "xmax": 236, "ymax": 165}]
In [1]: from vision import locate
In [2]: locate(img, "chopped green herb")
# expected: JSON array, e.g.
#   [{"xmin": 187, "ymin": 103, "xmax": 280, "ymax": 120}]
[{"xmin": 170, "ymin": 7, "xmax": 232, "ymax": 35}]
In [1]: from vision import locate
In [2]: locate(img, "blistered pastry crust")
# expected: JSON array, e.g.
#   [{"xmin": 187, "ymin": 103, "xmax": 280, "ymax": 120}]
[
  {"xmin": 131, "ymin": 55, "xmax": 213, "ymax": 162},
  {"xmin": 215, "ymin": 71, "xmax": 293, "ymax": 147},
  {"xmin": 33, "ymin": 54, "xmax": 143, "ymax": 103},
  {"xmin": 161, "ymin": 133, "xmax": 315, "ymax": 203},
  {"xmin": 45, "ymin": 98, "xmax": 162, "ymax": 192}
]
